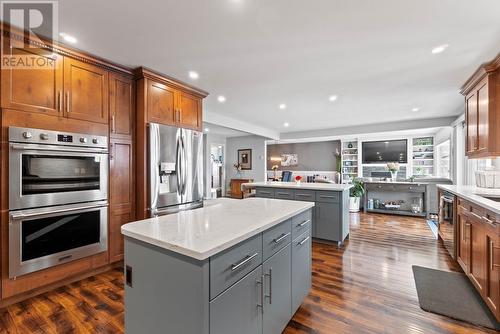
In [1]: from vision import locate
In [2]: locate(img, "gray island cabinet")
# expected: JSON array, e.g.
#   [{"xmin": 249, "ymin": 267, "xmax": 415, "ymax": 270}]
[
  {"xmin": 121, "ymin": 198, "xmax": 314, "ymax": 334},
  {"xmin": 250, "ymin": 182, "xmax": 351, "ymax": 244}
]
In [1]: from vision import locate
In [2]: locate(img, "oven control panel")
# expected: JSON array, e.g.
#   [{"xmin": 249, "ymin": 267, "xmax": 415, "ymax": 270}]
[{"xmin": 9, "ymin": 126, "xmax": 108, "ymax": 149}]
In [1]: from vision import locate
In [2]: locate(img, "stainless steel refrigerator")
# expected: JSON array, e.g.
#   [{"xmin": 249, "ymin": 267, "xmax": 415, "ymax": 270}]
[{"xmin": 149, "ymin": 123, "xmax": 204, "ymax": 216}]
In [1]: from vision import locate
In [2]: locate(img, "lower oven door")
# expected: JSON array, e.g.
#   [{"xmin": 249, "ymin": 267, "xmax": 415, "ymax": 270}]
[{"xmin": 9, "ymin": 201, "xmax": 108, "ymax": 278}]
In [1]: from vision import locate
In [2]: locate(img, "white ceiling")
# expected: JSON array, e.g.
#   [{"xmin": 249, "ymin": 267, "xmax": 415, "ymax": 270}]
[
  {"xmin": 203, "ymin": 122, "xmax": 250, "ymax": 137},
  {"xmin": 56, "ymin": 0, "xmax": 500, "ymax": 134}
]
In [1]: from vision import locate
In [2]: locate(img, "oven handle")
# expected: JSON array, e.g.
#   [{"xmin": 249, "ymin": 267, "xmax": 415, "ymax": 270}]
[
  {"xmin": 442, "ymin": 197, "xmax": 454, "ymax": 204},
  {"xmin": 10, "ymin": 203, "xmax": 108, "ymax": 220},
  {"xmin": 10, "ymin": 144, "xmax": 108, "ymax": 154}
]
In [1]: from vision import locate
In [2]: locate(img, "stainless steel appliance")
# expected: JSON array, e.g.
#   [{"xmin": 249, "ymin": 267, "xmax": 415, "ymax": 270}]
[
  {"xmin": 439, "ymin": 191, "xmax": 456, "ymax": 259},
  {"xmin": 149, "ymin": 123, "xmax": 203, "ymax": 216},
  {"xmin": 9, "ymin": 127, "xmax": 108, "ymax": 210},
  {"xmin": 8, "ymin": 126, "xmax": 109, "ymax": 278},
  {"xmin": 9, "ymin": 201, "xmax": 108, "ymax": 278}
]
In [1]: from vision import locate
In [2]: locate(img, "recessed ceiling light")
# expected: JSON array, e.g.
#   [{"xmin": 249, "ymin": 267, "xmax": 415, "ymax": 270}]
[
  {"xmin": 412, "ymin": 107, "xmax": 420, "ymax": 112},
  {"xmin": 218, "ymin": 145, "xmax": 222, "ymax": 148},
  {"xmin": 283, "ymin": 122, "xmax": 290, "ymax": 127},
  {"xmin": 59, "ymin": 33, "xmax": 77, "ymax": 44},
  {"xmin": 217, "ymin": 95, "xmax": 226, "ymax": 103},
  {"xmin": 431, "ymin": 44, "xmax": 449, "ymax": 54},
  {"xmin": 204, "ymin": 128, "xmax": 210, "ymax": 132},
  {"xmin": 188, "ymin": 71, "xmax": 199, "ymax": 80},
  {"xmin": 329, "ymin": 95, "xmax": 338, "ymax": 102},
  {"xmin": 279, "ymin": 103, "xmax": 286, "ymax": 110}
]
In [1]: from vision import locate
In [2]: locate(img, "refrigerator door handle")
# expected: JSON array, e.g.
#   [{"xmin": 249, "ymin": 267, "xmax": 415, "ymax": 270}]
[
  {"xmin": 181, "ymin": 130, "xmax": 188, "ymax": 196},
  {"xmin": 176, "ymin": 132, "xmax": 183, "ymax": 198},
  {"xmin": 150, "ymin": 124, "xmax": 161, "ymax": 216}
]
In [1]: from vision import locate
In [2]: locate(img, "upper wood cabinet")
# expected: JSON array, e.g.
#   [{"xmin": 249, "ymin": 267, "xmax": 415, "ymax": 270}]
[
  {"xmin": 135, "ymin": 67, "xmax": 208, "ymax": 131},
  {"xmin": 462, "ymin": 54, "xmax": 499, "ymax": 158},
  {"xmin": 147, "ymin": 80, "xmax": 176, "ymax": 125},
  {"xmin": 110, "ymin": 72, "xmax": 135, "ymax": 137},
  {"xmin": 1, "ymin": 43, "xmax": 63, "ymax": 116},
  {"xmin": 64, "ymin": 58, "xmax": 109, "ymax": 124}
]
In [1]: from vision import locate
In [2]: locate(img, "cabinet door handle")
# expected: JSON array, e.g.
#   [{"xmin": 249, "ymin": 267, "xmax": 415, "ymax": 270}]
[
  {"xmin": 231, "ymin": 252, "xmax": 258, "ymax": 271},
  {"xmin": 298, "ymin": 236, "xmax": 310, "ymax": 246},
  {"xmin": 256, "ymin": 276, "xmax": 264, "ymax": 311},
  {"xmin": 111, "ymin": 115, "xmax": 116, "ymax": 133},
  {"xmin": 273, "ymin": 232, "xmax": 291, "ymax": 244},
  {"xmin": 58, "ymin": 91, "xmax": 62, "ymax": 112},
  {"xmin": 66, "ymin": 91, "xmax": 70, "ymax": 112},
  {"xmin": 490, "ymin": 241, "xmax": 500, "ymax": 271},
  {"xmin": 265, "ymin": 268, "xmax": 272, "ymax": 304},
  {"xmin": 297, "ymin": 219, "xmax": 310, "ymax": 227}
]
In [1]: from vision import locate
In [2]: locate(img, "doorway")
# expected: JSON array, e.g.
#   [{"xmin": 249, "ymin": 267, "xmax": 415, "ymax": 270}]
[{"xmin": 210, "ymin": 144, "xmax": 224, "ymax": 198}]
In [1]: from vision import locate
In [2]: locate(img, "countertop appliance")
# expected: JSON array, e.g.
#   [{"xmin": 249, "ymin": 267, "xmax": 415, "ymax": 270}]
[
  {"xmin": 8, "ymin": 126, "xmax": 109, "ymax": 278},
  {"xmin": 149, "ymin": 123, "xmax": 203, "ymax": 216},
  {"xmin": 438, "ymin": 191, "xmax": 456, "ymax": 260}
]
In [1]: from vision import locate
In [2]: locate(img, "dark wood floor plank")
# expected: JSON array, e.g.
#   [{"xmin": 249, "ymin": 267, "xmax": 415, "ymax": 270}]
[{"xmin": 0, "ymin": 212, "xmax": 496, "ymax": 334}]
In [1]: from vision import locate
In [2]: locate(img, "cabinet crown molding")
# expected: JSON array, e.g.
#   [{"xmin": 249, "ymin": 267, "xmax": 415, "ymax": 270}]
[
  {"xmin": 460, "ymin": 53, "xmax": 500, "ymax": 96},
  {"xmin": 134, "ymin": 67, "xmax": 209, "ymax": 98}
]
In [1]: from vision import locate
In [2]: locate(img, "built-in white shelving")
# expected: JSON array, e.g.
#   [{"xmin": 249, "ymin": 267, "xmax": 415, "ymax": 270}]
[
  {"xmin": 412, "ymin": 137, "xmax": 434, "ymax": 177},
  {"xmin": 341, "ymin": 140, "xmax": 359, "ymax": 183}
]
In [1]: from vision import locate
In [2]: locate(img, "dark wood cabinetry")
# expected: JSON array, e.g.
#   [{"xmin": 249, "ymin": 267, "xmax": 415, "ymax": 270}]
[
  {"xmin": 461, "ymin": 54, "xmax": 500, "ymax": 158},
  {"xmin": 455, "ymin": 196, "xmax": 500, "ymax": 321},
  {"xmin": 147, "ymin": 80, "xmax": 176, "ymax": 125},
  {"xmin": 64, "ymin": 58, "xmax": 109, "ymax": 124}
]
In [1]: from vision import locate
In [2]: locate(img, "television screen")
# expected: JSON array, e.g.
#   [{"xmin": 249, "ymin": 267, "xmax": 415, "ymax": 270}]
[{"xmin": 362, "ymin": 140, "xmax": 407, "ymax": 164}]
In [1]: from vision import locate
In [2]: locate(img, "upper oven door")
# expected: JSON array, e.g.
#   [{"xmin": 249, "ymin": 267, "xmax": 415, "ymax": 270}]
[{"xmin": 9, "ymin": 143, "xmax": 108, "ymax": 210}]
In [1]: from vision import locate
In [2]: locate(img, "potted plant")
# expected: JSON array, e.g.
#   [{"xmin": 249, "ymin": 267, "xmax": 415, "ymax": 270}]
[
  {"xmin": 233, "ymin": 162, "xmax": 242, "ymax": 177},
  {"xmin": 386, "ymin": 162, "xmax": 400, "ymax": 181},
  {"xmin": 349, "ymin": 179, "xmax": 364, "ymax": 212},
  {"xmin": 271, "ymin": 164, "xmax": 279, "ymax": 180}
]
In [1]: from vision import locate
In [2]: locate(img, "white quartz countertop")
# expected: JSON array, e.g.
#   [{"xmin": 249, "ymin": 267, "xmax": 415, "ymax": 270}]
[
  {"xmin": 121, "ymin": 198, "xmax": 315, "ymax": 260},
  {"xmin": 246, "ymin": 181, "xmax": 352, "ymax": 191},
  {"xmin": 437, "ymin": 185, "xmax": 500, "ymax": 215}
]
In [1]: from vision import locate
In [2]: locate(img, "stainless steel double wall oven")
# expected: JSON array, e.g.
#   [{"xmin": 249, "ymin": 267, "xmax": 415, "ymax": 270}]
[{"xmin": 8, "ymin": 127, "xmax": 109, "ymax": 278}]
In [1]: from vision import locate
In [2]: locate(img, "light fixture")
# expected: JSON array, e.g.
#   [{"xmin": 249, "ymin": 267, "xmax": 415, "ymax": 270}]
[
  {"xmin": 217, "ymin": 95, "xmax": 226, "ymax": 103},
  {"xmin": 188, "ymin": 71, "xmax": 199, "ymax": 80},
  {"xmin": 204, "ymin": 128, "xmax": 210, "ymax": 132},
  {"xmin": 329, "ymin": 95, "xmax": 338, "ymax": 102},
  {"xmin": 59, "ymin": 33, "xmax": 77, "ymax": 44},
  {"xmin": 218, "ymin": 145, "xmax": 222, "ymax": 148},
  {"xmin": 412, "ymin": 107, "xmax": 420, "ymax": 112},
  {"xmin": 283, "ymin": 122, "xmax": 289, "ymax": 127},
  {"xmin": 431, "ymin": 44, "xmax": 449, "ymax": 54},
  {"xmin": 279, "ymin": 103, "xmax": 286, "ymax": 110}
]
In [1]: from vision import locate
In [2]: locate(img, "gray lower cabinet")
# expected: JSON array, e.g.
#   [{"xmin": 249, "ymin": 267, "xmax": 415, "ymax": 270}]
[
  {"xmin": 315, "ymin": 202, "xmax": 340, "ymax": 240},
  {"xmin": 292, "ymin": 231, "xmax": 311, "ymax": 314},
  {"xmin": 263, "ymin": 244, "xmax": 292, "ymax": 334},
  {"xmin": 124, "ymin": 208, "xmax": 312, "ymax": 334},
  {"xmin": 210, "ymin": 265, "xmax": 264, "ymax": 334},
  {"xmin": 256, "ymin": 187, "xmax": 348, "ymax": 244}
]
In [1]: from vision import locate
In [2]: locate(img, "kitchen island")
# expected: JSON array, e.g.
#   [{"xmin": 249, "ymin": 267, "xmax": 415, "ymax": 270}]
[
  {"xmin": 121, "ymin": 198, "xmax": 314, "ymax": 334},
  {"xmin": 247, "ymin": 181, "xmax": 351, "ymax": 244}
]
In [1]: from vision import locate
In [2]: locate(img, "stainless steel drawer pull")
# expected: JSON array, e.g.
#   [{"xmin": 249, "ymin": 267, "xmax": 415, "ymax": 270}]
[
  {"xmin": 296, "ymin": 194, "xmax": 310, "ymax": 197},
  {"xmin": 273, "ymin": 232, "xmax": 291, "ymax": 244},
  {"xmin": 320, "ymin": 195, "xmax": 336, "ymax": 199},
  {"xmin": 265, "ymin": 268, "xmax": 272, "ymax": 304},
  {"xmin": 231, "ymin": 253, "xmax": 259, "ymax": 271},
  {"xmin": 259, "ymin": 191, "xmax": 271, "ymax": 195},
  {"xmin": 276, "ymin": 192, "xmax": 289, "ymax": 196},
  {"xmin": 482, "ymin": 216, "xmax": 496, "ymax": 225},
  {"xmin": 298, "ymin": 236, "xmax": 310, "ymax": 246},
  {"xmin": 297, "ymin": 219, "xmax": 310, "ymax": 227}
]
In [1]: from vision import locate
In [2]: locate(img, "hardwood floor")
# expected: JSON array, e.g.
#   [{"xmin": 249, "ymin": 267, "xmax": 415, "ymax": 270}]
[{"xmin": 0, "ymin": 213, "xmax": 496, "ymax": 333}]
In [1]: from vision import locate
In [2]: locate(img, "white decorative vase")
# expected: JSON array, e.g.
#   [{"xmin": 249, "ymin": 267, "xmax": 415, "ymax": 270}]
[
  {"xmin": 349, "ymin": 197, "xmax": 360, "ymax": 212},
  {"xmin": 390, "ymin": 171, "xmax": 398, "ymax": 182}
]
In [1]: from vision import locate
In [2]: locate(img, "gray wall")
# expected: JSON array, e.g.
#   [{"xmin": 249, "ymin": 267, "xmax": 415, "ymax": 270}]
[
  {"xmin": 266, "ymin": 141, "xmax": 340, "ymax": 171},
  {"xmin": 225, "ymin": 135, "xmax": 267, "ymax": 190}
]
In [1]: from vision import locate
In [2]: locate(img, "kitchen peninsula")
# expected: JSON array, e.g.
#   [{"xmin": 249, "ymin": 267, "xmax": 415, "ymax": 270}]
[
  {"xmin": 121, "ymin": 198, "xmax": 314, "ymax": 334},
  {"xmin": 248, "ymin": 182, "xmax": 351, "ymax": 244}
]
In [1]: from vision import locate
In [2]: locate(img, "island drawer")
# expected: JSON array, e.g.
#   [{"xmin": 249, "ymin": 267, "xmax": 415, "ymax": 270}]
[
  {"xmin": 294, "ymin": 190, "xmax": 315, "ymax": 202},
  {"xmin": 210, "ymin": 233, "xmax": 263, "ymax": 299},
  {"xmin": 275, "ymin": 188, "xmax": 295, "ymax": 199},
  {"xmin": 263, "ymin": 219, "xmax": 292, "ymax": 260},
  {"xmin": 256, "ymin": 188, "xmax": 275, "ymax": 198},
  {"xmin": 292, "ymin": 209, "xmax": 312, "ymax": 239},
  {"xmin": 366, "ymin": 184, "xmax": 395, "ymax": 191},
  {"xmin": 316, "ymin": 191, "xmax": 340, "ymax": 203},
  {"xmin": 393, "ymin": 184, "xmax": 426, "ymax": 193}
]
